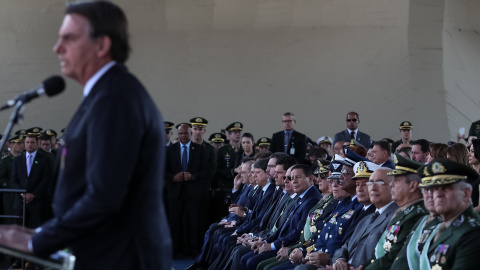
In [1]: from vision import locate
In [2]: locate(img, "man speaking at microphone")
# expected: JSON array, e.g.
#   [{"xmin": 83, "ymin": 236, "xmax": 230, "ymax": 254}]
[{"xmin": 0, "ymin": 1, "xmax": 172, "ymax": 269}]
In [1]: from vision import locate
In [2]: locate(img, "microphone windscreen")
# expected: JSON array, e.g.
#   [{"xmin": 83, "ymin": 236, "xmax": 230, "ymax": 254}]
[{"xmin": 43, "ymin": 76, "xmax": 65, "ymax": 97}]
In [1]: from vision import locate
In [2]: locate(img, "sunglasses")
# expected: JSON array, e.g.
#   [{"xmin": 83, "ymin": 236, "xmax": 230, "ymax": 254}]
[
  {"xmin": 327, "ymin": 178, "xmax": 344, "ymax": 185},
  {"xmin": 346, "ymin": 119, "xmax": 358, "ymax": 122}
]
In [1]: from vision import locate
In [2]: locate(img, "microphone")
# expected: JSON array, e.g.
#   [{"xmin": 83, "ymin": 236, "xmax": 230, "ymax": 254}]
[{"xmin": 0, "ymin": 76, "xmax": 65, "ymax": 110}]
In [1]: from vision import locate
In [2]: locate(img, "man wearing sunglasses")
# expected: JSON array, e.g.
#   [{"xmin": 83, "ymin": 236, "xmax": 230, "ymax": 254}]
[{"xmin": 333, "ymin": 112, "xmax": 371, "ymax": 149}]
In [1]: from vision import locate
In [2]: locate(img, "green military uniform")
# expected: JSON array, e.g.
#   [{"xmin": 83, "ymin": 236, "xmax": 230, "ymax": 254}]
[
  {"xmin": 419, "ymin": 206, "xmax": 480, "ymax": 270},
  {"xmin": 391, "ymin": 162, "xmax": 441, "ymax": 270},
  {"xmin": 212, "ymin": 122, "xmax": 243, "ymax": 220},
  {"xmin": 190, "ymin": 117, "xmax": 218, "ymax": 228},
  {"xmin": 391, "ymin": 121, "xmax": 414, "ymax": 152},
  {"xmin": 391, "ymin": 215, "xmax": 442, "ymax": 270},
  {"xmin": 364, "ymin": 153, "xmax": 427, "ymax": 270},
  {"xmin": 364, "ymin": 200, "xmax": 427, "ymax": 270},
  {"xmin": 468, "ymin": 119, "xmax": 480, "ymax": 138},
  {"xmin": 417, "ymin": 158, "xmax": 480, "ymax": 270}
]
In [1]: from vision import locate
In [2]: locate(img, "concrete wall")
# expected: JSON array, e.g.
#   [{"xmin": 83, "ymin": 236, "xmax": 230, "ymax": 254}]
[{"xmin": 0, "ymin": 0, "xmax": 477, "ymax": 144}]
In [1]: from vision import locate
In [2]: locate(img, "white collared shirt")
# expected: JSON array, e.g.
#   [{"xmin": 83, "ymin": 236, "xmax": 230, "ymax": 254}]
[
  {"xmin": 83, "ymin": 61, "xmax": 116, "ymax": 97},
  {"xmin": 377, "ymin": 201, "xmax": 395, "ymax": 215}
]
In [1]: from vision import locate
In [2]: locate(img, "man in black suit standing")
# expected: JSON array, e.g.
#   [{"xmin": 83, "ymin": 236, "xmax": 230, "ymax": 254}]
[
  {"xmin": 11, "ymin": 135, "xmax": 52, "ymax": 229},
  {"xmin": 0, "ymin": 2, "xmax": 172, "ymax": 270},
  {"xmin": 166, "ymin": 123, "xmax": 207, "ymax": 257},
  {"xmin": 333, "ymin": 112, "xmax": 371, "ymax": 149},
  {"xmin": 269, "ymin": 112, "xmax": 307, "ymax": 162}
]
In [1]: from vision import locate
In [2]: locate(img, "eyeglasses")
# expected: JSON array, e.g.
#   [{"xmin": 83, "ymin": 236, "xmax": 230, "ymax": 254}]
[
  {"xmin": 327, "ymin": 178, "xmax": 344, "ymax": 185},
  {"xmin": 318, "ymin": 173, "xmax": 327, "ymax": 179},
  {"xmin": 365, "ymin": 180, "xmax": 387, "ymax": 186},
  {"xmin": 282, "ymin": 120, "xmax": 294, "ymax": 123},
  {"xmin": 283, "ymin": 176, "xmax": 292, "ymax": 181},
  {"xmin": 346, "ymin": 119, "xmax": 358, "ymax": 122}
]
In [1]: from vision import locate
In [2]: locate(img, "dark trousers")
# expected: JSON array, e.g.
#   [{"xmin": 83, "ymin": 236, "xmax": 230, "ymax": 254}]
[{"xmin": 168, "ymin": 196, "xmax": 205, "ymax": 255}]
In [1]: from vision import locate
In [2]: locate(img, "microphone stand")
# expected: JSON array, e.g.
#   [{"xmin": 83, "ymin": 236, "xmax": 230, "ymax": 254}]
[{"xmin": 0, "ymin": 100, "xmax": 24, "ymax": 152}]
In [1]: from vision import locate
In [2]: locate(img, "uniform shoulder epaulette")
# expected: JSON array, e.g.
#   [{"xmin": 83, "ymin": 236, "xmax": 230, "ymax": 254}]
[{"xmin": 467, "ymin": 216, "xmax": 480, "ymax": 227}]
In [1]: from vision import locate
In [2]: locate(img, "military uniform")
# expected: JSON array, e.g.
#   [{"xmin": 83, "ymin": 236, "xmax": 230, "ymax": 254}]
[
  {"xmin": 391, "ymin": 121, "xmax": 414, "ymax": 152},
  {"xmin": 212, "ymin": 122, "xmax": 243, "ymax": 220},
  {"xmin": 417, "ymin": 158, "xmax": 480, "ymax": 270},
  {"xmin": 391, "ymin": 215, "xmax": 442, "ymax": 270},
  {"xmin": 364, "ymin": 153, "xmax": 427, "ymax": 270}
]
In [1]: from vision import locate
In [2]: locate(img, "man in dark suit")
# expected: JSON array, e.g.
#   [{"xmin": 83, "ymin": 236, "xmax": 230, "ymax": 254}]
[
  {"xmin": 0, "ymin": 2, "xmax": 172, "ymax": 270},
  {"xmin": 269, "ymin": 112, "xmax": 307, "ymax": 162},
  {"xmin": 371, "ymin": 141, "xmax": 395, "ymax": 169},
  {"xmin": 333, "ymin": 112, "xmax": 371, "ymax": 149},
  {"xmin": 166, "ymin": 123, "xmax": 207, "ymax": 257},
  {"xmin": 11, "ymin": 135, "xmax": 53, "ymax": 229},
  {"xmin": 240, "ymin": 164, "xmax": 323, "ymax": 270}
]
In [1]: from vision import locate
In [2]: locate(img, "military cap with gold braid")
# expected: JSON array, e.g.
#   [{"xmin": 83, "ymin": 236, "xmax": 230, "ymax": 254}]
[
  {"xmin": 8, "ymin": 134, "xmax": 24, "ymax": 143},
  {"xmin": 399, "ymin": 121, "xmax": 413, "ymax": 130},
  {"xmin": 418, "ymin": 158, "xmax": 479, "ymax": 187},
  {"xmin": 352, "ymin": 161, "xmax": 382, "ymax": 180},
  {"xmin": 43, "ymin": 129, "xmax": 57, "ymax": 137},
  {"xmin": 317, "ymin": 136, "xmax": 332, "ymax": 145},
  {"xmin": 417, "ymin": 163, "xmax": 434, "ymax": 188},
  {"xmin": 164, "ymin": 122, "xmax": 174, "ymax": 131},
  {"xmin": 209, "ymin": 133, "xmax": 226, "ymax": 143},
  {"xmin": 190, "ymin": 117, "xmax": 208, "ymax": 127},
  {"xmin": 226, "ymin": 122, "xmax": 243, "ymax": 131},
  {"xmin": 387, "ymin": 153, "xmax": 423, "ymax": 176},
  {"xmin": 257, "ymin": 137, "xmax": 271, "ymax": 147},
  {"xmin": 314, "ymin": 159, "xmax": 331, "ymax": 175},
  {"xmin": 25, "ymin": 127, "xmax": 42, "ymax": 136},
  {"xmin": 15, "ymin": 129, "xmax": 27, "ymax": 136}
]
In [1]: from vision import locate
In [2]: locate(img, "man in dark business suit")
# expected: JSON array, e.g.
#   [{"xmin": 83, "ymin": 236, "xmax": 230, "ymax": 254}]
[
  {"xmin": 166, "ymin": 123, "xmax": 207, "ymax": 257},
  {"xmin": 333, "ymin": 112, "xmax": 371, "ymax": 149},
  {"xmin": 11, "ymin": 135, "xmax": 53, "ymax": 229},
  {"xmin": 269, "ymin": 112, "xmax": 307, "ymax": 162},
  {"xmin": 0, "ymin": 2, "xmax": 172, "ymax": 270}
]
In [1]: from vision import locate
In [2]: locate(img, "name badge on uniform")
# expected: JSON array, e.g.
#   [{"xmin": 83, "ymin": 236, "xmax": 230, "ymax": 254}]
[{"xmin": 290, "ymin": 147, "xmax": 295, "ymax": 155}]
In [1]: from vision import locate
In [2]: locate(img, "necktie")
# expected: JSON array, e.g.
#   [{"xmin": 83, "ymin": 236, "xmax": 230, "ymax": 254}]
[
  {"xmin": 284, "ymin": 131, "xmax": 290, "ymax": 153},
  {"xmin": 370, "ymin": 210, "xmax": 380, "ymax": 224},
  {"xmin": 350, "ymin": 131, "xmax": 355, "ymax": 140},
  {"xmin": 181, "ymin": 145, "xmax": 188, "ymax": 171},
  {"xmin": 27, "ymin": 154, "xmax": 33, "ymax": 176}
]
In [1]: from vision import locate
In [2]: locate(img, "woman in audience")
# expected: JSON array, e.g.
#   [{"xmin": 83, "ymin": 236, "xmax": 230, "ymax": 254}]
[
  {"xmin": 446, "ymin": 143, "xmax": 469, "ymax": 165},
  {"xmin": 469, "ymin": 139, "xmax": 480, "ymax": 173},
  {"xmin": 426, "ymin": 143, "xmax": 448, "ymax": 163},
  {"xmin": 234, "ymin": 133, "xmax": 257, "ymax": 170},
  {"xmin": 397, "ymin": 146, "xmax": 412, "ymax": 159}
]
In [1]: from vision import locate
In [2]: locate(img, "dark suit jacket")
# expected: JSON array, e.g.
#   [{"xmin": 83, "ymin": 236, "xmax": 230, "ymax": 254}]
[
  {"xmin": 333, "ymin": 130, "xmax": 371, "ymax": 149},
  {"xmin": 267, "ymin": 186, "xmax": 323, "ymax": 249},
  {"xmin": 269, "ymin": 130, "xmax": 307, "ymax": 162},
  {"xmin": 11, "ymin": 150, "xmax": 53, "ymax": 209},
  {"xmin": 333, "ymin": 202, "xmax": 398, "ymax": 267},
  {"xmin": 236, "ymin": 183, "xmax": 276, "ymax": 234},
  {"xmin": 165, "ymin": 141, "xmax": 207, "ymax": 200},
  {"xmin": 31, "ymin": 64, "xmax": 172, "ymax": 270}
]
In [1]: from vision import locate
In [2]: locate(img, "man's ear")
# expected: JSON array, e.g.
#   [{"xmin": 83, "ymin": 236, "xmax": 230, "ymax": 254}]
[{"xmin": 96, "ymin": 35, "xmax": 112, "ymax": 58}]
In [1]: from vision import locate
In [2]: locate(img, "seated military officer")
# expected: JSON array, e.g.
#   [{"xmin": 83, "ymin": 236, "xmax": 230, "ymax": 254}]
[{"xmin": 415, "ymin": 158, "xmax": 480, "ymax": 270}]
